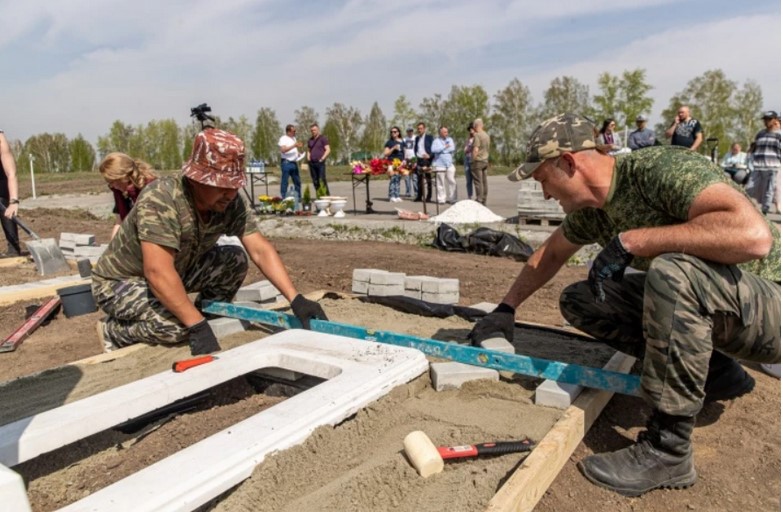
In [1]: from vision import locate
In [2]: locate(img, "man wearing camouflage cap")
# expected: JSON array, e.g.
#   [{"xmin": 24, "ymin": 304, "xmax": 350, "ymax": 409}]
[
  {"xmin": 469, "ymin": 113, "xmax": 780, "ymax": 497},
  {"xmin": 92, "ymin": 128, "xmax": 327, "ymax": 355}
]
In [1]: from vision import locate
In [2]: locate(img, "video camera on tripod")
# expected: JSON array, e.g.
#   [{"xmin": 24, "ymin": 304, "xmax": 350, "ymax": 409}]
[{"xmin": 190, "ymin": 103, "xmax": 215, "ymax": 129}]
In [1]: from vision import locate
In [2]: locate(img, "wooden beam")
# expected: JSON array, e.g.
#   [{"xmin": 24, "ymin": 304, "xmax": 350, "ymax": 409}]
[
  {"xmin": 0, "ymin": 277, "xmax": 90, "ymax": 306},
  {"xmin": 485, "ymin": 351, "xmax": 636, "ymax": 512},
  {"xmin": 0, "ymin": 257, "xmax": 29, "ymax": 268}
]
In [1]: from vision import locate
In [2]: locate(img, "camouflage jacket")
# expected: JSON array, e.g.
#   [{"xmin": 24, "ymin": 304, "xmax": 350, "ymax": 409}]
[
  {"xmin": 562, "ymin": 146, "xmax": 781, "ymax": 282},
  {"xmin": 93, "ymin": 176, "xmax": 259, "ymax": 281}
]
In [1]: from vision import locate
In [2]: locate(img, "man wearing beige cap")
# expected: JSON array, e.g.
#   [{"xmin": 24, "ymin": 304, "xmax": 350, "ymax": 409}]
[
  {"xmin": 627, "ymin": 114, "xmax": 656, "ymax": 151},
  {"xmin": 468, "ymin": 113, "xmax": 780, "ymax": 497},
  {"xmin": 92, "ymin": 128, "xmax": 327, "ymax": 355}
]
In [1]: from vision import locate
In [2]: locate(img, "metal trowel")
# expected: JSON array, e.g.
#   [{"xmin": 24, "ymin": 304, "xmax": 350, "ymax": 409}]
[{"xmin": 0, "ymin": 202, "xmax": 70, "ymax": 276}]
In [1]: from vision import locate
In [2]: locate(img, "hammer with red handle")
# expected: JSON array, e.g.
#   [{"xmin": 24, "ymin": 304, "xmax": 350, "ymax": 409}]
[{"xmin": 404, "ymin": 431, "xmax": 535, "ymax": 478}]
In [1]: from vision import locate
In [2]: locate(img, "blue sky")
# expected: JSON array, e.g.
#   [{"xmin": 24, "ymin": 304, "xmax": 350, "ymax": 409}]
[{"xmin": 0, "ymin": 0, "xmax": 779, "ymax": 144}]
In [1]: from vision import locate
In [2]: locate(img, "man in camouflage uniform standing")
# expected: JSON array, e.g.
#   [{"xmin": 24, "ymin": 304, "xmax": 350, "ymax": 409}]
[
  {"xmin": 92, "ymin": 128, "xmax": 327, "ymax": 355},
  {"xmin": 469, "ymin": 113, "xmax": 780, "ymax": 497}
]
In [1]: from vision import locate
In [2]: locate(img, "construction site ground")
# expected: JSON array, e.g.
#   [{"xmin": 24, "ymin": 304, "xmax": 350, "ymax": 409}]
[{"xmin": 0, "ymin": 202, "xmax": 779, "ymax": 511}]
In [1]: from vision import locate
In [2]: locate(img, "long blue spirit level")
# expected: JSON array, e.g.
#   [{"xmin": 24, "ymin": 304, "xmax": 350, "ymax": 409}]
[{"xmin": 202, "ymin": 301, "xmax": 641, "ymax": 396}]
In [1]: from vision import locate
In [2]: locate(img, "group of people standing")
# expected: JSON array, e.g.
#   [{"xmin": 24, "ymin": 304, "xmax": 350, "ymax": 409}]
[{"xmin": 382, "ymin": 119, "xmax": 491, "ymax": 205}]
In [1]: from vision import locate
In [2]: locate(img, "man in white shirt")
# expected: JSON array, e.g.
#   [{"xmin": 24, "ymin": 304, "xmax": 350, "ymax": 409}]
[
  {"xmin": 431, "ymin": 126, "xmax": 457, "ymax": 203},
  {"xmin": 278, "ymin": 124, "xmax": 302, "ymax": 198}
]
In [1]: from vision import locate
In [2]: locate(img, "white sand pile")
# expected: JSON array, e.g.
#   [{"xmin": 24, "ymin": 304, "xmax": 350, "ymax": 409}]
[{"xmin": 428, "ymin": 200, "xmax": 506, "ymax": 224}]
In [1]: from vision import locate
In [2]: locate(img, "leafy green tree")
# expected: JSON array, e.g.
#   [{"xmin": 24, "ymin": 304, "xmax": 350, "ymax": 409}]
[
  {"xmin": 418, "ymin": 93, "xmax": 444, "ymax": 132},
  {"xmin": 322, "ymin": 119, "xmax": 342, "ymax": 163},
  {"xmin": 181, "ymin": 122, "xmax": 200, "ymax": 161},
  {"xmin": 390, "ymin": 95, "xmax": 417, "ymax": 132},
  {"xmin": 593, "ymin": 72, "xmax": 622, "ymax": 123},
  {"xmin": 541, "ymin": 76, "xmax": 592, "ymax": 119},
  {"xmin": 658, "ymin": 69, "xmax": 738, "ymax": 155},
  {"xmin": 97, "ymin": 120, "xmax": 134, "ymax": 158},
  {"xmin": 490, "ymin": 78, "xmax": 536, "ymax": 165},
  {"xmin": 69, "ymin": 134, "xmax": 96, "ymax": 172},
  {"xmin": 441, "ymin": 85, "xmax": 490, "ymax": 144},
  {"xmin": 324, "ymin": 103, "xmax": 363, "ymax": 163},
  {"xmin": 251, "ymin": 107, "xmax": 282, "ymax": 163},
  {"xmin": 617, "ymin": 69, "xmax": 654, "ymax": 128},
  {"xmin": 155, "ymin": 119, "xmax": 182, "ymax": 170},
  {"xmin": 24, "ymin": 133, "xmax": 70, "ymax": 173},
  {"xmin": 360, "ymin": 102, "xmax": 387, "ymax": 154},
  {"xmin": 294, "ymin": 105, "xmax": 319, "ymax": 131},
  {"xmin": 731, "ymin": 80, "xmax": 764, "ymax": 149}
]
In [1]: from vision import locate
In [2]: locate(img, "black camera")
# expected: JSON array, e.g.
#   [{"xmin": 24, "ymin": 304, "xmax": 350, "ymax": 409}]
[{"xmin": 190, "ymin": 103, "xmax": 214, "ymax": 123}]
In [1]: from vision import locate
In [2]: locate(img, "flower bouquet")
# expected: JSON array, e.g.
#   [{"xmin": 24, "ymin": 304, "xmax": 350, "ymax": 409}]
[
  {"xmin": 369, "ymin": 158, "xmax": 391, "ymax": 176},
  {"xmin": 350, "ymin": 160, "xmax": 370, "ymax": 174},
  {"xmin": 258, "ymin": 195, "xmax": 294, "ymax": 215}
]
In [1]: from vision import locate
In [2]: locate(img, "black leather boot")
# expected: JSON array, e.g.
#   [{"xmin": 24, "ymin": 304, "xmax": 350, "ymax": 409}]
[
  {"xmin": 578, "ymin": 411, "xmax": 697, "ymax": 497},
  {"xmin": 704, "ymin": 350, "xmax": 755, "ymax": 401}
]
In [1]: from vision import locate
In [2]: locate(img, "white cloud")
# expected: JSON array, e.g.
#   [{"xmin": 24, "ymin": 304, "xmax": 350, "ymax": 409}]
[{"xmin": 0, "ymin": 0, "xmax": 778, "ymax": 145}]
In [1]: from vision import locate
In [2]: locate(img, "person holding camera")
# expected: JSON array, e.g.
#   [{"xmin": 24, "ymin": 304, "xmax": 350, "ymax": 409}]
[{"xmin": 92, "ymin": 123, "xmax": 327, "ymax": 354}]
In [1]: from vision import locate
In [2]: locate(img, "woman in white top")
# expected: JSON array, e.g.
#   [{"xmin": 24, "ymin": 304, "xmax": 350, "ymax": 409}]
[{"xmin": 596, "ymin": 118, "xmax": 627, "ymax": 155}]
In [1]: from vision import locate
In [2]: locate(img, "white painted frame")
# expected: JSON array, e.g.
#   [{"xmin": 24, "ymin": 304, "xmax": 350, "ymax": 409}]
[{"xmin": 0, "ymin": 330, "xmax": 428, "ymax": 512}]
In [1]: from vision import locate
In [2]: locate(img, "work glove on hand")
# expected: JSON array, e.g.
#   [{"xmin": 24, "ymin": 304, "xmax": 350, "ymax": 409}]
[
  {"xmin": 188, "ymin": 319, "xmax": 222, "ymax": 356},
  {"xmin": 291, "ymin": 294, "xmax": 328, "ymax": 330},
  {"xmin": 468, "ymin": 303, "xmax": 516, "ymax": 347},
  {"xmin": 588, "ymin": 235, "xmax": 633, "ymax": 303}
]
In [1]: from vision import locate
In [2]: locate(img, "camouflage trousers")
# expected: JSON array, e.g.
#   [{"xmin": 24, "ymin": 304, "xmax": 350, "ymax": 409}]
[
  {"xmin": 560, "ymin": 252, "xmax": 780, "ymax": 416},
  {"xmin": 92, "ymin": 245, "xmax": 248, "ymax": 347}
]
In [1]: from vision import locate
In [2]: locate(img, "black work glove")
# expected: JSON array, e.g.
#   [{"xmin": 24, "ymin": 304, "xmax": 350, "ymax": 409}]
[
  {"xmin": 291, "ymin": 294, "xmax": 328, "ymax": 330},
  {"xmin": 468, "ymin": 303, "xmax": 516, "ymax": 347},
  {"xmin": 588, "ymin": 235, "xmax": 634, "ymax": 303},
  {"xmin": 188, "ymin": 319, "xmax": 221, "ymax": 355}
]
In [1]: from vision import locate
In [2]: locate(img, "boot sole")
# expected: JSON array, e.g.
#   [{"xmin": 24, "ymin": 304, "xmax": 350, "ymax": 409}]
[{"xmin": 578, "ymin": 462, "xmax": 697, "ymax": 497}]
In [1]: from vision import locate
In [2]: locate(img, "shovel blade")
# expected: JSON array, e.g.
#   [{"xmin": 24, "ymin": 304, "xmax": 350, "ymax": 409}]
[{"xmin": 25, "ymin": 239, "xmax": 70, "ymax": 276}]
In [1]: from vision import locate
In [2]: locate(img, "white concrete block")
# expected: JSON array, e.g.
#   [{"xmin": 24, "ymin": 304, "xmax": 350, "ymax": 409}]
[
  {"xmin": 73, "ymin": 246, "xmax": 106, "ymax": 258},
  {"xmin": 403, "ymin": 289, "xmax": 422, "ymax": 300},
  {"xmin": 535, "ymin": 380, "xmax": 583, "ymax": 409},
  {"xmin": 235, "ymin": 280, "xmax": 279, "ymax": 302},
  {"xmin": 60, "ymin": 233, "xmax": 96, "ymax": 246},
  {"xmin": 479, "ymin": 337, "xmax": 515, "ymax": 354},
  {"xmin": 404, "ymin": 275, "xmax": 434, "ymax": 291},
  {"xmin": 430, "ymin": 362, "xmax": 499, "ymax": 391},
  {"xmin": 534, "ymin": 351, "xmax": 635, "ymax": 409},
  {"xmin": 369, "ymin": 271, "xmax": 405, "ymax": 286},
  {"xmin": 208, "ymin": 317, "xmax": 248, "ymax": 338},
  {"xmin": 352, "ymin": 268, "xmax": 382, "ymax": 282},
  {"xmin": 351, "ymin": 280, "xmax": 369, "ymax": 294},
  {"xmin": 59, "ymin": 239, "xmax": 77, "ymax": 250},
  {"xmin": 0, "ymin": 331, "xmax": 427, "ymax": 511},
  {"xmin": 368, "ymin": 283, "xmax": 405, "ymax": 297},
  {"xmin": 469, "ymin": 302, "xmax": 498, "ymax": 313},
  {"xmin": 0, "ymin": 465, "xmax": 31, "ymax": 511},
  {"xmin": 421, "ymin": 291, "xmax": 459, "ymax": 304},
  {"xmin": 421, "ymin": 278, "xmax": 459, "ymax": 294}
]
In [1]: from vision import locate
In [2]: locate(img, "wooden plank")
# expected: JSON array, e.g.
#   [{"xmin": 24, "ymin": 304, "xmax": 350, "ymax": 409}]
[
  {"xmin": 202, "ymin": 301, "xmax": 641, "ymax": 396},
  {"xmin": 485, "ymin": 351, "xmax": 636, "ymax": 512},
  {"xmin": 0, "ymin": 257, "xmax": 29, "ymax": 268},
  {"xmin": 0, "ymin": 277, "xmax": 90, "ymax": 306}
]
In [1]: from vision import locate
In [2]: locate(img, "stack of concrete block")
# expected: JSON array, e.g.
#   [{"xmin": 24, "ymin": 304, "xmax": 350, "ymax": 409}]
[
  {"xmin": 517, "ymin": 180, "xmax": 564, "ymax": 224},
  {"xmin": 352, "ymin": 269, "xmax": 405, "ymax": 296},
  {"xmin": 403, "ymin": 275, "xmax": 432, "ymax": 300},
  {"xmin": 59, "ymin": 233, "xmax": 106, "ymax": 263},
  {"xmin": 421, "ymin": 277, "xmax": 459, "ymax": 304},
  {"xmin": 234, "ymin": 280, "xmax": 283, "ymax": 304}
]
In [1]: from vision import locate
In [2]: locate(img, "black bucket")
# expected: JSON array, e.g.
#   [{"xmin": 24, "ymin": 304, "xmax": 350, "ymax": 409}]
[{"xmin": 57, "ymin": 283, "xmax": 97, "ymax": 318}]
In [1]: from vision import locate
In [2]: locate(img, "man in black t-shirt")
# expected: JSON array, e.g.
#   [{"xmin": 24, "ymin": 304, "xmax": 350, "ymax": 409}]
[{"xmin": 665, "ymin": 105, "xmax": 703, "ymax": 150}]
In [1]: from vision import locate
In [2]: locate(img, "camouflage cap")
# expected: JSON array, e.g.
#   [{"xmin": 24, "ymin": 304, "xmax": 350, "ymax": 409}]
[
  {"xmin": 507, "ymin": 113, "xmax": 596, "ymax": 182},
  {"xmin": 182, "ymin": 129, "xmax": 247, "ymax": 189}
]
